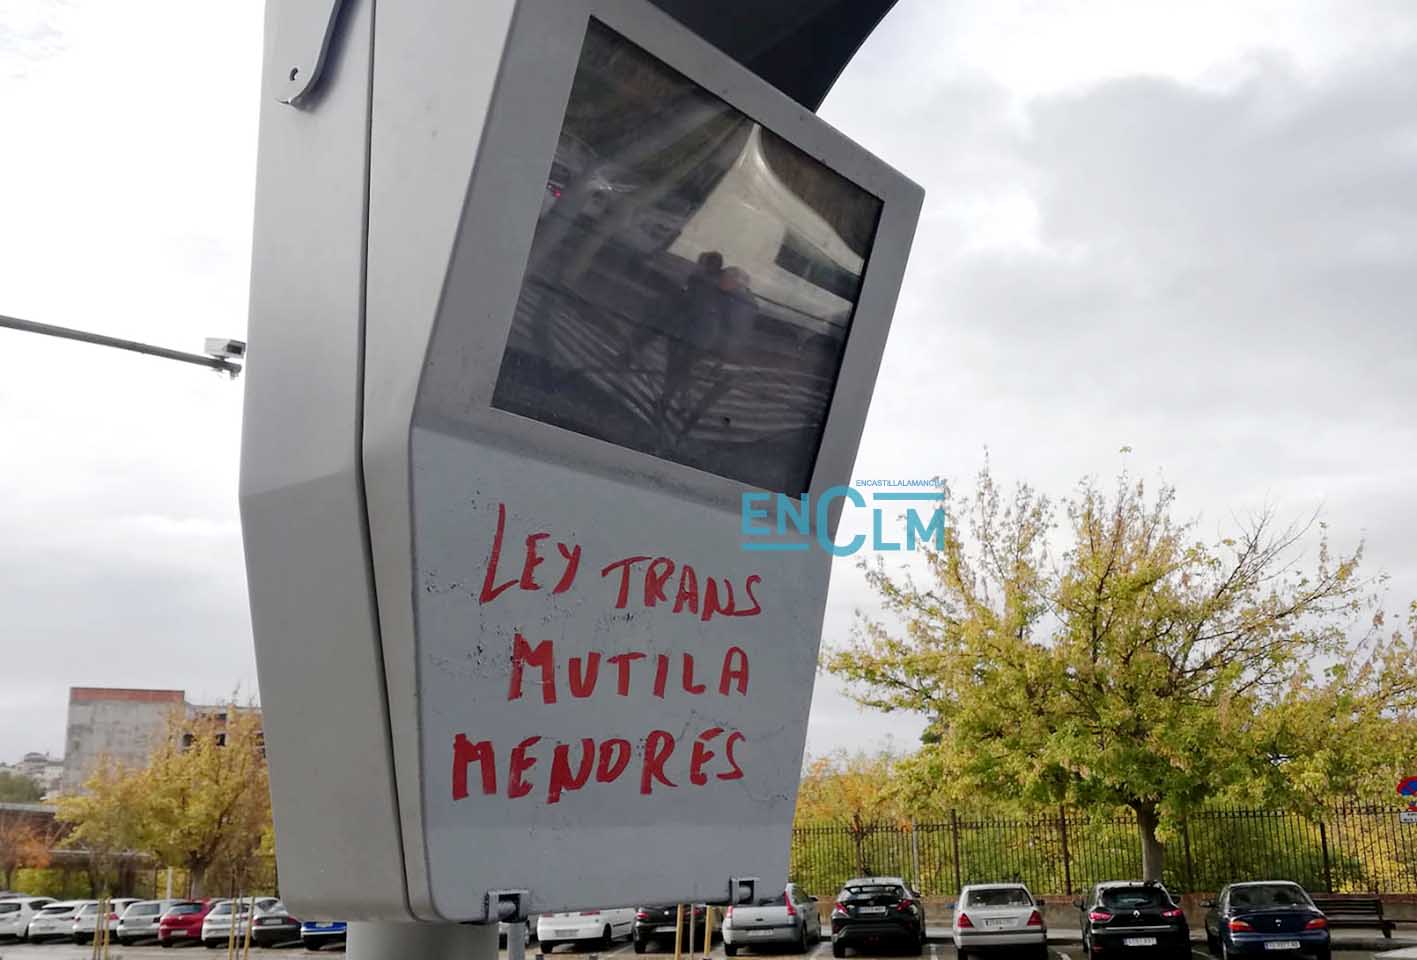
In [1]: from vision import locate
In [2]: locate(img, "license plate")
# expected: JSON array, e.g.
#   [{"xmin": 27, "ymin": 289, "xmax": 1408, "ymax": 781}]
[
  {"xmin": 984, "ymin": 919, "xmax": 1010, "ymax": 929},
  {"xmin": 1123, "ymin": 937, "xmax": 1158, "ymax": 947},
  {"xmin": 171, "ymin": 930, "xmax": 188, "ymax": 937},
  {"xmin": 554, "ymin": 929, "xmax": 576, "ymax": 937},
  {"xmin": 1265, "ymin": 942, "xmax": 1301, "ymax": 951},
  {"xmin": 750, "ymin": 930, "xmax": 776, "ymax": 937},
  {"xmin": 859, "ymin": 907, "xmax": 887, "ymax": 915}
]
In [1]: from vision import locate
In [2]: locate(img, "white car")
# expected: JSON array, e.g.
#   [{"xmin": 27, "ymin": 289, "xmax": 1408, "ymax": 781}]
[
  {"xmin": 537, "ymin": 907, "xmax": 636, "ymax": 950},
  {"xmin": 0, "ymin": 896, "xmax": 54, "ymax": 939},
  {"xmin": 26, "ymin": 900, "xmax": 94, "ymax": 942},
  {"xmin": 201, "ymin": 897, "xmax": 281, "ymax": 947},
  {"xmin": 115, "ymin": 898, "xmax": 187, "ymax": 945},
  {"xmin": 73, "ymin": 898, "xmax": 140, "ymax": 944},
  {"xmin": 952, "ymin": 883, "xmax": 1047, "ymax": 960}
]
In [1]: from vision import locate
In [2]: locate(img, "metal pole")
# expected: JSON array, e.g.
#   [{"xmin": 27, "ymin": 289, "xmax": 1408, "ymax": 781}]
[
  {"xmin": 508, "ymin": 920, "xmax": 526, "ymax": 960},
  {"xmin": 0, "ymin": 314, "xmax": 242, "ymax": 376},
  {"xmin": 1319, "ymin": 820, "xmax": 1333, "ymax": 893},
  {"xmin": 950, "ymin": 810, "xmax": 963, "ymax": 893},
  {"xmin": 910, "ymin": 819, "xmax": 921, "ymax": 888},
  {"xmin": 1058, "ymin": 806, "xmax": 1073, "ymax": 896},
  {"xmin": 349, "ymin": 921, "xmax": 496, "ymax": 960}
]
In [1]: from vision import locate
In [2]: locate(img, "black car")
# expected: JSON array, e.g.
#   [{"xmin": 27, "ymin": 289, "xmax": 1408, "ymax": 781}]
[
  {"xmin": 830, "ymin": 877, "xmax": 925, "ymax": 958},
  {"xmin": 1203, "ymin": 882, "xmax": 1330, "ymax": 960},
  {"xmin": 1076, "ymin": 881, "xmax": 1189, "ymax": 960},
  {"xmin": 633, "ymin": 904, "xmax": 708, "ymax": 953}
]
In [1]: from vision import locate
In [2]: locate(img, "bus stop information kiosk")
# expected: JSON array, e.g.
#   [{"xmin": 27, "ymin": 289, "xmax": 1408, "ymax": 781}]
[{"xmin": 240, "ymin": 0, "xmax": 921, "ymax": 955}]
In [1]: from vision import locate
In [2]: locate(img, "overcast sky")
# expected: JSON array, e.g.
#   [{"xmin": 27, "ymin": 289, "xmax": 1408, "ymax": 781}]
[{"xmin": 2, "ymin": 0, "xmax": 1414, "ymax": 766}]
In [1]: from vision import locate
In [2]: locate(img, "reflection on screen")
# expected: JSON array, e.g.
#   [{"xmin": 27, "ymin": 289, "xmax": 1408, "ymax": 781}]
[{"xmin": 491, "ymin": 19, "xmax": 883, "ymax": 496}]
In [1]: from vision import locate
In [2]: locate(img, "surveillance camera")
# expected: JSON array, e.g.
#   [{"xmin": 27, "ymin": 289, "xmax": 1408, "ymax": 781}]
[{"xmin": 205, "ymin": 337, "xmax": 247, "ymax": 360}]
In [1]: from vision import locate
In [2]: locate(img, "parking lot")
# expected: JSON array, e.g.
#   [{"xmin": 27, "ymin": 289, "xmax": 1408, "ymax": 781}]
[{"xmin": 0, "ymin": 940, "xmax": 1391, "ymax": 960}]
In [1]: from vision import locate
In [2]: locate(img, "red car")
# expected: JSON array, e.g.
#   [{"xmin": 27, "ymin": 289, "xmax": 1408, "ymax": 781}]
[{"xmin": 158, "ymin": 900, "xmax": 213, "ymax": 947}]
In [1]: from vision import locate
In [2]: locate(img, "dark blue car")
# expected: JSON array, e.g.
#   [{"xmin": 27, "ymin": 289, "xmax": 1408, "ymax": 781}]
[
  {"xmin": 1203, "ymin": 882, "xmax": 1329, "ymax": 960},
  {"xmin": 301, "ymin": 919, "xmax": 348, "ymax": 950}
]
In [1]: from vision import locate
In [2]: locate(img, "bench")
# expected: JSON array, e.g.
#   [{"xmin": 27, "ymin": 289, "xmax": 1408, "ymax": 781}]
[{"xmin": 1310, "ymin": 896, "xmax": 1395, "ymax": 939}]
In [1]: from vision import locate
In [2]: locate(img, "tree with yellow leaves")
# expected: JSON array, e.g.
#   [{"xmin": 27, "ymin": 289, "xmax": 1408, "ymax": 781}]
[
  {"xmin": 795, "ymin": 751, "xmax": 908, "ymax": 877},
  {"xmin": 142, "ymin": 703, "xmax": 271, "ymax": 897}
]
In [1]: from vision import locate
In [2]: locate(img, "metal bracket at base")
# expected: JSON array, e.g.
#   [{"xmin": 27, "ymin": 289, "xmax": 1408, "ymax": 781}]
[
  {"xmin": 272, "ymin": 0, "xmax": 349, "ymax": 105},
  {"xmin": 488, "ymin": 889, "xmax": 532, "ymax": 924},
  {"xmin": 729, "ymin": 877, "xmax": 760, "ymax": 905}
]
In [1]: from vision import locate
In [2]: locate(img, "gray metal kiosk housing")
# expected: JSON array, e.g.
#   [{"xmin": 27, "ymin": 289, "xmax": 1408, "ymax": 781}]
[{"xmin": 242, "ymin": 0, "xmax": 921, "ymax": 929}]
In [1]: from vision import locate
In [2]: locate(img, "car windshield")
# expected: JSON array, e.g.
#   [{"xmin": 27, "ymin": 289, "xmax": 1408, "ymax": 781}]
[
  {"xmin": 1101, "ymin": 888, "xmax": 1169, "ymax": 910},
  {"xmin": 39, "ymin": 905, "xmax": 74, "ymax": 915},
  {"xmin": 77, "ymin": 903, "xmax": 99, "ymax": 915},
  {"xmin": 845, "ymin": 885, "xmax": 904, "ymax": 898},
  {"xmin": 166, "ymin": 904, "xmax": 201, "ymax": 916},
  {"xmin": 967, "ymin": 887, "xmax": 1031, "ymax": 907},
  {"xmin": 1231, "ymin": 886, "xmax": 1312, "ymax": 909}
]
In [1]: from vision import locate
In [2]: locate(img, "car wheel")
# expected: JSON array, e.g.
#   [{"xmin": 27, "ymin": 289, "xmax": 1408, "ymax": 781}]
[
  {"xmin": 1314, "ymin": 948, "xmax": 1331, "ymax": 960},
  {"xmin": 724, "ymin": 944, "xmax": 738, "ymax": 957},
  {"xmin": 541, "ymin": 940, "xmax": 558, "ymax": 953},
  {"xmin": 797, "ymin": 924, "xmax": 809, "ymax": 953},
  {"xmin": 206, "ymin": 939, "xmax": 222, "ymax": 949},
  {"xmin": 908, "ymin": 935, "xmax": 923, "ymax": 956},
  {"xmin": 1220, "ymin": 937, "xmax": 1232, "ymax": 960},
  {"xmin": 634, "ymin": 939, "xmax": 648, "ymax": 954},
  {"xmin": 161, "ymin": 941, "xmax": 173, "ymax": 948},
  {"xmin": 832, "ymin": 941, "xmax": 846, "ymax": 958}
]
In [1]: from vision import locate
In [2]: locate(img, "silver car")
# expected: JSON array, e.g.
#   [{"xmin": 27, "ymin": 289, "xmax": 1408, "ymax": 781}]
[
  {"xmin": 723, "ymin": 884, "xmax": 822, "ymax": 955},
  {"xmin": 116, "ymin": 899, "xmax": 187, "ymax": 945},
  {"xmin": 0, "ymin": 897, "xmax": 54, "ymax": 940}
]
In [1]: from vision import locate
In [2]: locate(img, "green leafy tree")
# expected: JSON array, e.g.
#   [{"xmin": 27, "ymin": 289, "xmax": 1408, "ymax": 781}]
[
  {"xmin": 795, "ymin": 750, "xmax": 908, "ymax": 877},
  {"xmin": 828, "ymin": 465, "xmax": 1403, "ymax": 881},
  {"xmin": 0, "ymin": 771, "xmax": 43, "ymax": 803}
]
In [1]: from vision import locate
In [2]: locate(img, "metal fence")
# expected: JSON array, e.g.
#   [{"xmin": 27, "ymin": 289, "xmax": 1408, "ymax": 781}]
[{"xmin": 791, "ymin": 806, "xmax": 1417, "ymax": 897}]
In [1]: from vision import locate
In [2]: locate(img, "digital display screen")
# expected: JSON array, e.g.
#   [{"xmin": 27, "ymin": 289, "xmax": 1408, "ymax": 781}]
[{"xmin": 492, "ymin": 19, "xmax": 883, "ymax": 496}]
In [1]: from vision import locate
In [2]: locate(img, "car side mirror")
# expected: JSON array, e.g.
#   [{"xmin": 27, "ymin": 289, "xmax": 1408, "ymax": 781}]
[
  {"xmin": 1200, "ymin": 900, "xmax": 1215, "ymax": 909},
  {"xmin": 809, "ymin": 896, "xmax": 819, "ymax": 903},
  {"xmin": 1072, "ymin": 898, "xmax": 1084, "ymax": 910}
]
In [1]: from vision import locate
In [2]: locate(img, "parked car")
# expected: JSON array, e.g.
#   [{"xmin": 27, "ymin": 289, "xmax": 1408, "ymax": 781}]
[
  {"xmin": 202, "ymin": 897, "xmax": 281, "ymax": 947},
  {"xmin": 115, "ymin": 899, "xmax": 187, "ymax": 945},
  {"xmin": 1077, "ymin": 881, "xmax": 1189, "ymax": 959},
  {"xmin": 537, "ymin": 907, "xmax": 636, "ymax": 950},
  {"xmin": 723, "ymin": 884, "xmax": 821, "ymax": 956},
  {"xmin": 301, "ymin": 919, "xmax": 348, "ymax": 950},
  {"xmin": 635, "ymin": 904, "xmax": 709, "ymax": 953},
  {"xmin": 829, "ymin": 877, "xmax": 925, "ymax": 958},
  {"xmin": 1203, "ymin": 882, "xmax": 1330, "ymax": 960},
  {"xmin": 159, "ymin": 900, "xmax": 214, "ymax": 945},
  {"xmin": 0, "ymin": 896, "xmax": 54, "ymax": 940},
  {"xmin": 952, "ymin": 883, "xmax": 1047, "ymax": 959},
  {"xmin": 73, "ymin": 898, "xmax": 141, "ymax": 944},
  {"xmin": 26, "ymin": 900, "xmax": 93, "ymax": 942},
  {"xmin": 251, "ymin": 900, "xmax": 304, "ymax": 947}
]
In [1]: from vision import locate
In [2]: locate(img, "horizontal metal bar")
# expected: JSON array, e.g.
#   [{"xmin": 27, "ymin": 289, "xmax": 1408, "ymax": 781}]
[{"xmin": 0, "ymin": 314, "xmax": 242, "ymax": 376}]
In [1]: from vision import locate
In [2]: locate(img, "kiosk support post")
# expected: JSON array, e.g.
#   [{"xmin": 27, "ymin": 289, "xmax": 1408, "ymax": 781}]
[{"xmin": 348, "ymin": 921, "xmax": 496, "ymax": 960}]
